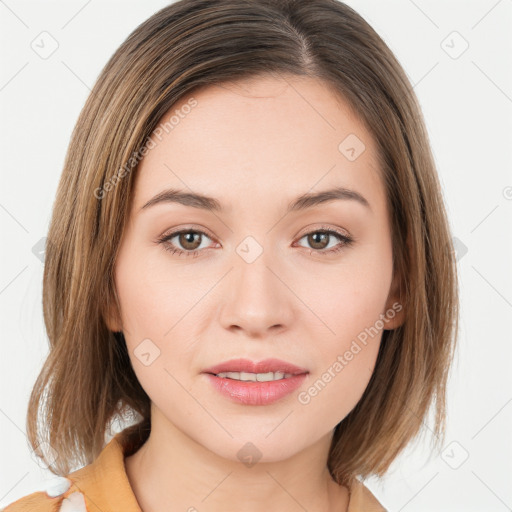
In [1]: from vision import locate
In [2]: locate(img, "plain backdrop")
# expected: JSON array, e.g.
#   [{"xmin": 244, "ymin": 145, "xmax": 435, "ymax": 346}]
[{"xmin": 1, "ymin": 0, "xmax": 511, "ymax": 510}]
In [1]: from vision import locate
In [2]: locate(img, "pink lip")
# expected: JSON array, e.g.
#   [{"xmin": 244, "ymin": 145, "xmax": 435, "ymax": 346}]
[
  {"xmin": 202, "ymin": 358, "xmax": 309, "ymax": 406},
  {"xmin": 202, "ymin": 358, "xmax": 308, "ymax": 375}
]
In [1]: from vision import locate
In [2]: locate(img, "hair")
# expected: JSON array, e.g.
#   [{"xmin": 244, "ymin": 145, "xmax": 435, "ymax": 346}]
[{"xmin": 27, "ymin": 0, "xmax": 459, "ymax": 487}]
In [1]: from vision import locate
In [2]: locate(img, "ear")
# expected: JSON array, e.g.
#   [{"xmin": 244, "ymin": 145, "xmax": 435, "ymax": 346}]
[
  {"xmin": 103, "ymin": 288, "xmax": 123, "ymax": 333},
  {"xmin": 382, "ymin": 269, "xmax": 406, "ymax": 330},
  {"xmin": 382, "ymin": 233, "xmax": 413, "ymax": 330}
]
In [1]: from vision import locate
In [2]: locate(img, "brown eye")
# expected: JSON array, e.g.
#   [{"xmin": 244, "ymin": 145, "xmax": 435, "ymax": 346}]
[
  {"xmin": 296, "ymin": 228, "xmax": 354, "ymax": 256},
  {"xmin": 306, "ymin": 232, "xmax": 330, "ymax": 250},
  {"xmin": 177, "ymin": 231, "xmax": 203, "ymax": 251},
  {"xmin": 157, "ymin": 229, "xmax": 214, "ymax": 257}
]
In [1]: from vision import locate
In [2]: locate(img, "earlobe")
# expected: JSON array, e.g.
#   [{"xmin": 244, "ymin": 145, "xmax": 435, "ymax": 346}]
[
  {"xmin": 103, "ymin": 307, "xmax": 122, "ymax": 333},
  {"xmin": 103, "ymin": 290, "xmax": 123, "ymax": 333},
  {"xmin": 383, "ymin": 299, "xmax": 405, "ymax": 331},
  {"xmin": 383, "ymin": 271, "xmax": 406, "ymax": 331},
  {"xmin": 383, "ymin": 235, "xmax": 412, "ymax": 331}
]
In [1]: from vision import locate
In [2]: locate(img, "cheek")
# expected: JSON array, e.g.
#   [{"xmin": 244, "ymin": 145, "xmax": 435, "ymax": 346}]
[
  {"xmin": 113, "ymin": 245, "xmax": 201, "ymax": 386},
  {"xmin": 299, "ymin": 342, "xmax": 380, "ymax": 427},
  {"xmin": 296, "ymin": 270, "xmax": 386, "ymax": 420},
  {"xmin": 114, "ymin": 242, "xmax": 186, "ymax": 337},
  {"xmin": 302, "ymin": 259, "xmax": 391, "ymax": 351},
  {"xmin": 294, "ymin": 250, "xmax": 390, "ymax": 409},
  {"xmin": 113, "ymin": 251, "xmax": 194, "ymax": 413}
]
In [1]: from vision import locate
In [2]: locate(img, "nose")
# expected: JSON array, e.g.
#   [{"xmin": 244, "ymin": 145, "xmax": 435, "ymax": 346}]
[{"xmin": 218, "ymin": 243, "xmax": 295, "ymax": 338}]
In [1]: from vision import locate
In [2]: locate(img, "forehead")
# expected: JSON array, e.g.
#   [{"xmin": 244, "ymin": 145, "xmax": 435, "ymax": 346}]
[{"xmin": 132, "ymin": 74, "xmax": 384, "ymax": 215}]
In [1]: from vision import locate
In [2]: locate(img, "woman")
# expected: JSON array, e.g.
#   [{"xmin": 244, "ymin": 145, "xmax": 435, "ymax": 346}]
[{"xmin": 3, "ymin": 0, "xmax": 459, "ymax": 510}]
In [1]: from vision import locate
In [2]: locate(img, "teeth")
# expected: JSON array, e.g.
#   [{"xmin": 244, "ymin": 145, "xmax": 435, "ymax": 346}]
[{"xmin": 216, "ymin": 371, "xmax": 294, "ymax": 381}]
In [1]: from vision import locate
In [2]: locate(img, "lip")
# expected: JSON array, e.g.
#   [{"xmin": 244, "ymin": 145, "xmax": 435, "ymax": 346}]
[
  {"xmin": 202, "ymin": 358, "xmax": 309, "ymax": 376},
  {"xmin": 202, "ymin": 358, "xmax": 309, "ymax": 406}
]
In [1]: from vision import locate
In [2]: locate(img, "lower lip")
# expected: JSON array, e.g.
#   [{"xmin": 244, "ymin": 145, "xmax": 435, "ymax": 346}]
[{"xmin": 204, "ymin": 373, "xmax": 308, "ymax": 405}]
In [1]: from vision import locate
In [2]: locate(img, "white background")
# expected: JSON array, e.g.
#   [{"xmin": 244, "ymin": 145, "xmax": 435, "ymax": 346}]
[{"xmin": 1, "ymin": 0, "xmax": 511, "ymax": 510}]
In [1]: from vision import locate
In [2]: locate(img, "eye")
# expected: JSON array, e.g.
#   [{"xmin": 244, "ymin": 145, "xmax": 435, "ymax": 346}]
[
  {"xmin": 294, "ymin": 226, "xmax": 354, "ymax": 256},
  {"xmin": 156, "ymin": 225, "xmax": 354, "ymax": 258},
  {"xmin": 156, "ymin": 228, "xmax": 217, "ymax": 258}
]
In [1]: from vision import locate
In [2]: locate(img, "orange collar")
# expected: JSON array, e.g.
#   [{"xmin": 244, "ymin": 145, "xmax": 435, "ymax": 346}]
[
  {"xmin": 7, "ymin": 432, "xmax": 385, "ymax": 511},
  {"xmin": 66, "ymin": 432, "xmax": 142, "ymax": 512}
]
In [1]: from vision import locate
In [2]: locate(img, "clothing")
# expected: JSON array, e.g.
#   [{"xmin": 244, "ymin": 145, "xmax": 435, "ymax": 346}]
[{"xmin": 2, "ymin": 432, "xmax": 386, "ymax": 511}]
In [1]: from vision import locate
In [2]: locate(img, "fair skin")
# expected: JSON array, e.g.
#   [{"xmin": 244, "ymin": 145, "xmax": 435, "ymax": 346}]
[{"xmin": 105, "ymin": 74, "xmax": 404, "ymax": 512}]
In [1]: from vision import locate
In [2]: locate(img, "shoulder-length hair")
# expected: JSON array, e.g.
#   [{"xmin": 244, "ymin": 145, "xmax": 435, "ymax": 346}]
[{"xmin": 27, "ymin": 0, "xmax": 459, "ymax": 486}]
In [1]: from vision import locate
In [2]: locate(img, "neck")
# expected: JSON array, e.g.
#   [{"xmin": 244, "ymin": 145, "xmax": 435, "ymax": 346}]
[{"xmin": 124, "ymin": 407, "xmax": 349, "ymax": 512}]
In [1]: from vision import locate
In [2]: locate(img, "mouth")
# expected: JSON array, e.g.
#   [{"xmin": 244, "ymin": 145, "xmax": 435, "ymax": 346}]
[
  {"xmin": 202, "ymin": 358, "xmax": 309, "ymax": 406},
  {"xmin": 213, "ymin": 371, "xmax": 297, "ymax": 381},
  {"xmin": 202, "ymin": 357, "xmax": 309, "ymax": 377}
]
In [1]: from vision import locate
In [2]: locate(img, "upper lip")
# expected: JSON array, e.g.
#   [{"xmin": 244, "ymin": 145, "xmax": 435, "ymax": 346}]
[{"xmin": 202, "ymin": 358, "xmax": 309, "ymax": 376}]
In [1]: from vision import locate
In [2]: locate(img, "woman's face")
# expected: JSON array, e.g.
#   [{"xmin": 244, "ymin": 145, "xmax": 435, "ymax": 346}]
[{"xmin": 106, "ymin": 74, "xmax": 404, "ymax": 462}]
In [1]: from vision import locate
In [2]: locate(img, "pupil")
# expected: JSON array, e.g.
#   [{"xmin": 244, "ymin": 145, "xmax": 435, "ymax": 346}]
[
  {"xmin": 310, "ymin": 232, "xmax": 328, "ymax": 249},
  {"xmin": 181, "ymin": 232, "xmax": 200, "ymax": 249}
]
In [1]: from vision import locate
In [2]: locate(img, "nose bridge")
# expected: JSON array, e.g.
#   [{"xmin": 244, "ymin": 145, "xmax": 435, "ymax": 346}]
[{"xmin": 219, "ymin": 231, "xmax": 293, "ymax": 334}]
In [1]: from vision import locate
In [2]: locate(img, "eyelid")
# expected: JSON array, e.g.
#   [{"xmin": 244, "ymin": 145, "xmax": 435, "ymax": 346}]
[
  {"xmin": 158, "ymin": 223, "xmax": 351, "ymax": 244},
  {"xmin": 295, "ymin": 223, "xmax": 351, "ymax": 239},
  {"xmin": 158, "ymin": 224, "xmax": 217, "ymax": 242}
]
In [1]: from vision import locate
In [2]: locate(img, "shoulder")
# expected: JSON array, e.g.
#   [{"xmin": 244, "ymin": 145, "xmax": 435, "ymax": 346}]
[
  {"xmin": 347, "ymin": 478, "xmax": 387, "ymax": 512},
  {"xmin": 1, "ymin": 477, "xmax": 87, "ymax": 512},
  {"xmin": 2, "ymin": 432, "xmax": 142, "ymax": 512}
]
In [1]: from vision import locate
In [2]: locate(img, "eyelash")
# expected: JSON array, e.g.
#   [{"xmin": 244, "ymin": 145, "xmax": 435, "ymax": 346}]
[{"xmin": 156, "ymin": 225, "xmax": 354, "ymax": 258}]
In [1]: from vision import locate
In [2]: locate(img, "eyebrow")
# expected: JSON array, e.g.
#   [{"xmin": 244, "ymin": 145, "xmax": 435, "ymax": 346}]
[{"xmin": 139, "ymin": 186, "xmax": 371, "ymax": 213}]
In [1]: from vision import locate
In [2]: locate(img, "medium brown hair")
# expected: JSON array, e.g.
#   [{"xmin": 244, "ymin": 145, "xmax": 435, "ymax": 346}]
[{"xmin": 27, "ymin": 0, "xmax": 459, "ymax": 487}]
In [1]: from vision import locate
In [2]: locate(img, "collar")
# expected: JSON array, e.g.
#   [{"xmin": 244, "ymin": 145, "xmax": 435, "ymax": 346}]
[
  {"xmin": 66, "ymin": 432, "xmax": 142, "ymax": 512},
  {"xmin": 66, "ymin": 432, "xmax": 386, "ymax": 511}
]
